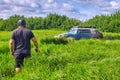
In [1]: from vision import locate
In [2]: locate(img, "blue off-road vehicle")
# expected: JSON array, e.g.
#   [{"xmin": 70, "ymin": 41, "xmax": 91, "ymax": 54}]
[{"xmin": 55, "ymin": 26, "xmax": 103, "ymax": 40}]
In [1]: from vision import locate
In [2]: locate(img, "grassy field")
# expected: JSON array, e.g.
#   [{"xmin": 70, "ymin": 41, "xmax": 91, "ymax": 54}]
[{"xmin": 0, "ymin": 30, "xmax": 120, "ymax": 80}]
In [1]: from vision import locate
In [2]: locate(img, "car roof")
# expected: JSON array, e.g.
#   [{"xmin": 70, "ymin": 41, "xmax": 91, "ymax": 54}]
[{"xmin": 71, "ymin": 27, "xmax": 96, "ymax": 30}]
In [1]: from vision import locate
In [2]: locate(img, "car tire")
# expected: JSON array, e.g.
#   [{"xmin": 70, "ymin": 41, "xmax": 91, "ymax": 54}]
[{"xmin": 67, "ymin": 37, "xmax": 75, "ymax": 42}]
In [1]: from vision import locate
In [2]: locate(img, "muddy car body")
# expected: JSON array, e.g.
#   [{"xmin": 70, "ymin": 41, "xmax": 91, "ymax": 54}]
[{"xmin": 56, "ymin": 26, "xmax": 103, "ymax": 40}]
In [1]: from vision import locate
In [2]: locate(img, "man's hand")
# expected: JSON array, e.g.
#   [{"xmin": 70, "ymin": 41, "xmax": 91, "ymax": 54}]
[
  {"xmin": 9, "ymin": 39, "xmax": 14, "ymax": 56},
  {"xmin": 31, "ymin": 37, "xmax": 39, "ymax": 53},
  {"xmin": 35, "ymin": 48, "xmax": 39, "ymax": 52},
  {"xmin": 10, "ymin": 51, "xmax": 14, "ymax": 56}
]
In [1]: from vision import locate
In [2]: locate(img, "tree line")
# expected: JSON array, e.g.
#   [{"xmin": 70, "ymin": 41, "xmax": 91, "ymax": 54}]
[
  {"xmin": 0, "ymin": 11, "xmax": 120, "ymax": 32},
  {"xmin": 0, "ymin": 14, "xmax": 82, "ymax": 31},
  {"xmin": 85, "ymin": 11, "xmax": 120, "ymax": 32}
]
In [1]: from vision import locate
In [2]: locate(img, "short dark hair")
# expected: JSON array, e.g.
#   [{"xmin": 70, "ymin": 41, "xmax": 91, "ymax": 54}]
[{"xmin": 18, "ymin": 20, "xmax": 26, "ymax": 26}]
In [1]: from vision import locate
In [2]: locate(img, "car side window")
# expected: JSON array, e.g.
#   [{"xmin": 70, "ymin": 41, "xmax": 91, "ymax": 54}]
[
  {"xmin": 92, "ymin": 30, "xmax": 96, "ymax": 34},
  {"xmin": 95, "ymin": 30, "xmax": 99, "ymax": 34},
  {"xmin": 78, "ymin": 29, "xmax": 91, "ymax": 33},
  {"xmin": 77, "ymin": 30, "xmax": 81, "ymax": 34},
  {"xmin": 92, "ymin": 30, "xmax": 99, "ymax": 34}
]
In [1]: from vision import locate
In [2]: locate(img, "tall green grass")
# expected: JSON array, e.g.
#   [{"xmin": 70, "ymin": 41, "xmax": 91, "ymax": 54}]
[{"xmin": 0, "ymin": 30, "xmax": 120, "ymax": 80}]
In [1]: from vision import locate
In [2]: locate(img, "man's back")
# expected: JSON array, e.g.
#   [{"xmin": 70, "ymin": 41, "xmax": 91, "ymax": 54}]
[
  {"xmin": 11, "ymin": 28, "xmax": 34, "ymax": 54},
  {"xmin": 9, "ymin": 19, "xmax": 39, "ymax": 73}
]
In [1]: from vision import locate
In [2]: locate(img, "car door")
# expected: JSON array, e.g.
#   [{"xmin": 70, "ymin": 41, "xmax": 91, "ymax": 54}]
[{"xmin": 77, "ymin": 29, "xmax": 92, "ymax": 39}]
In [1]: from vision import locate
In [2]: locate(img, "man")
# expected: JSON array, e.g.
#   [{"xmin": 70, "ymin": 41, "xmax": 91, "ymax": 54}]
[{"xmin": 9, "ymin": 19, "xmax": 39, "ymax": 73}]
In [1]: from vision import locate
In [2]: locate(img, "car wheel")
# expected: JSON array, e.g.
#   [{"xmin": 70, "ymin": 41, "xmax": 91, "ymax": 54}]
[{"xmin": 67, "ymin": 37, "xmax": 75, "ymax": 42}]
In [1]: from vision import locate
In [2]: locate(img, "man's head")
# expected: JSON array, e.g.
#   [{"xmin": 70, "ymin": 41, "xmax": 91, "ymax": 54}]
[{"xmin": 18, "ymin": 20, "xmax": 26, "ymax": 26}]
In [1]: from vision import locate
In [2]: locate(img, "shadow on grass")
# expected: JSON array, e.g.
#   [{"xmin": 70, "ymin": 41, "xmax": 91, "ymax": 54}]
[
  {"xmin": 104, "ymin": 35, "xmax": 120, "ymax": 40},
  {"xmin": 40, "ymin": 38, "xmax": 68, "ymax": 45}
]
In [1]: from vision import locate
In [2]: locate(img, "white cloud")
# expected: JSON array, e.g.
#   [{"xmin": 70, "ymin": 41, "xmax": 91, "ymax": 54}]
[
  {"xmin": 110, "ymin": 1, "xmax": 118, "ymax": 6},
  {"xmin": 43, "ymin": 1, "xmax": 59, "ymax": 10},
  {"xmin": 110, "ymin": 1, "xmax": 120, "ymax": 9},
  {"xmin": 3, "ymin": 0, "xmax": 11, "ymax": 3},
  {"xmin": 31, "ymin": 3, "xmax": 39, "ymax": 8},
  {"xmin": 16, "ymin": 0, "xmax": 31, "ymax": 5},
  {"xmin": 63, "ymin": 3, "xmax": 74, "ymax": 11},
  {"xmin": 74, "ymin": 0, "xmax": 120, "ymax": 15},
  {"xmin": 12, "ymin": 6, "xmax": 23, "ymax": 12},
  {"xmin": 48, "ymin": 0, "xmax": 54, "ymax": 3},
  {"xmin": 0, "ymin": 0, "xmax": 120, "ymax": 21}
]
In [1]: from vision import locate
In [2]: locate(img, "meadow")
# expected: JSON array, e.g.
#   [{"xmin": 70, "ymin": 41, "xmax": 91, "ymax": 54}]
[{"xmin": 0, "ymin": 30, "xmax": 120, "ymax": 80}]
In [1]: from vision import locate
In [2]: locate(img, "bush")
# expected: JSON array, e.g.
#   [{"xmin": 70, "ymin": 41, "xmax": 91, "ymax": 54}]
[{"xmin": 40, "ymin": 38, "xmax": 68, "ymax": 45}]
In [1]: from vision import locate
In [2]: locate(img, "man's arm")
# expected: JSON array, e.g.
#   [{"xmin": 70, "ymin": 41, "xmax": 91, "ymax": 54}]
[
  {"xmin": 9, "ymin": 39, "xmax": 14, "ymax": 56},
  {"xmin": 31, "ymin": 37, "xmax": 39, "ymax": 52}
]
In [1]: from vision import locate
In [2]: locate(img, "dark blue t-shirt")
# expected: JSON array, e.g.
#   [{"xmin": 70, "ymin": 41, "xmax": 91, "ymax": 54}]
[{"xmin": 11, "ymin": 28, "xmax": 34, "ymax": 55}]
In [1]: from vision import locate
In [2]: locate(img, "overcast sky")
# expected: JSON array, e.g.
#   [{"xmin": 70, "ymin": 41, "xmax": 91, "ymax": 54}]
[{"xmin": 0, "ymin": 0, "xmax": 120, "ymax": 21}]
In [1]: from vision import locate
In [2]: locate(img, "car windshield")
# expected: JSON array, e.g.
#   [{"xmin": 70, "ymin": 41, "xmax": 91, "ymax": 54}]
[{"xmin": 68, "ymin": 28, "xmax": 77, "ymax": 34}]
